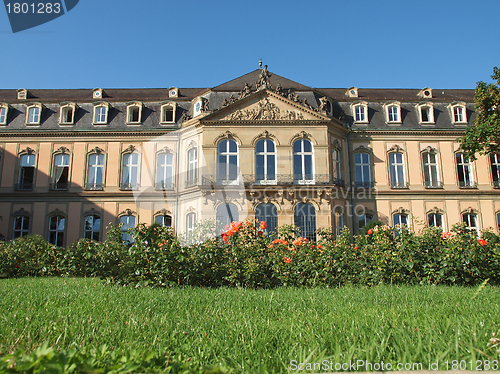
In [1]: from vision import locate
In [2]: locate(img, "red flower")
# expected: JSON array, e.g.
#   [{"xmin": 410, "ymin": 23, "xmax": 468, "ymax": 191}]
[
  {"xmin": 368, "ymin": 229, "xmax": 373, "ymax": 235},
  {"xmin": 311, "ymin": 244, "xmax": 315, "ymax": 249},
  {"xmin": 260, "ymin": 221, "xmax": 267, "ymax": 230},
  {"xmin": 283, "ymin": 256, "xmax": 292, "ymax": 264},
  {"xmin": 221, "ymin": 233, "xmax": 228, "ymax": 244},
  {"xmin": 15, "ymin": 264, "xmax": 20, "ymax": 269},
  {"xmin": 478, "ymin": 239, "xmax": 487, "ymax": 246},
  {"xmin": 317, "ymin": 245, "xmax": 321, "ymax": 249},
  {"xmin": 257, "ymin": 230, "xmax": 263, "ymax": 237},
  {"xmin": 354, "ymin": 245, "xmax": 359, "ymax": 250}
]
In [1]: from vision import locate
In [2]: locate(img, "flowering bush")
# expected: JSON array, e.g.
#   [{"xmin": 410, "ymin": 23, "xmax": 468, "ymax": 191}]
[{"xmin": 2, "ymin": 220, "xmax": 500, "ymax": 288}]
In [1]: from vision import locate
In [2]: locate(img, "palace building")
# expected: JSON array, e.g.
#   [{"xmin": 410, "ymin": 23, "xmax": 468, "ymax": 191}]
[{"xmin": 0, "ymin": 67, "xmax": 498, "ymax": 245}]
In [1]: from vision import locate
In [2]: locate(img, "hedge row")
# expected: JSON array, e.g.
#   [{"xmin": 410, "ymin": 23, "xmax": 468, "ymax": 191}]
[{"xmin": 1, "ymin": 220, "xmax": 500, "ymax": 288}]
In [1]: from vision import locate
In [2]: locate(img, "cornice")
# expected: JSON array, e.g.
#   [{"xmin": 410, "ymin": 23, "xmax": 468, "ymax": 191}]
[
  {"xmin": 0, "ymin": 130, "xmax": 182, "ymax": 138},
  {"xmin": 350, "ymin": 129, "xmax": 466, "ymax": 136}
]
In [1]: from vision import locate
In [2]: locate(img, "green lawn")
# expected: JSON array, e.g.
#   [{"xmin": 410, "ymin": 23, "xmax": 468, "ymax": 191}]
[{"xmin": 1, "ymin": 278, "xmax": 500, "ymax": 373}]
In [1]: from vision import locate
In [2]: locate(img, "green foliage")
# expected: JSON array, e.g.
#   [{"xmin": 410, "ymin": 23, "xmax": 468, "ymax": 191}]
[
  {"xmin": 2, "ymin": 220, "xmax": 500, "ymax": 288},
  {"xmin": 460, "ymin": 66, "xmax": 500, "ymax": 160}
]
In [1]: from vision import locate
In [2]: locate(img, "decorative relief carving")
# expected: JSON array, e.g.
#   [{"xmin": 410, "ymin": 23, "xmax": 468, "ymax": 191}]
[
  {"xmin": 213, "ymin": 130, "xmax": 240, "ymax": 145},
  {"xmin": 318, "ymin": 96, "xmax": 328, "ymax": 112},
  {"xmin": 353, "ymin": 145, "xmax": 372, "ymax": 153},
  {"xmin": 388, "ymin": 144, "xmax": 404, "ymax": 153},
  {"xmin": 180, "ymin": 111, "xmax": 192, "ymax": 122},
  {"xmin": 222, "ymin": 98, "xmax": 305, "ymax": 121},
  {"xmin": 462, "ymin": 206, "xmax": 478, "ymax": 214},
  {"xmin": 20, "ymin": 147, "xmax": 35, "ymax": 155},
  {"xmin": 89, "ymin": 146, "xmax": 104, "ymax": 154},
  {"xmin": 201, "ymin": 98, "xmax": 210, "ymax": 112},
  {"xmin": 393, "ymin": 207, "xmax": 410, "ymax": 215},
  {"xmin": 154, "ymin": 208, "xmax": 172, "ymax": 217},
  {"xmin": 119, "ymin": 208, "xmax": 136, "ymax": 217},
  {"xmin": 427, "ymin": 206, "xmax": 444, "ymax": 214},
  {"xmin": 422, "ymin": 145, "xmax": 437, "ymax": 154},
  {"xmin": 123, "ymin": 145, "xmax": 136, "ymax": 154},
  {"xmin": 56, "ymin": 146, "xmax": 70, "ymax": 154},
  {"xmin": 238, "ymin": 83, "xmax": 252, "ymax": 99},
  {"xmin": 158, "ymin": 145, "xmax": 173, "ymax": 154}
]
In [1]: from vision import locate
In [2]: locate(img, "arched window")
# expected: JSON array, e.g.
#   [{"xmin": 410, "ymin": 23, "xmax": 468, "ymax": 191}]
[
  {"xmin": 13, "ymin": 214, "xmax": 30, "ymax": 238},
  {"xmin": 156, "ymin": 152, "xmax": 174, "ymax": 190},
  {"xmin": 255, "ymin": 139, "xmax": 276, "ymax": 184},
  {"xmin": 52, "ymin": 153, "xmax": 70, "ymax": 190},
  {"xmin": 354, "ymin": 152, "xmax": 371, "ymax": 188},
  {"xmin": 293, "ymin": 139, "xmax": 313, "ymax": 183},
  {"xmin": 84, "ymin": 215, "xmax": 101, "ymax": 241},
  {"xmin": 48, "ymin": 214, "xmax": 65, "ymax": 247},
  {"xmin": 121, "ymin": 152, "xmax": 140, "ymax": 190},
  {"xmin": 334, "ymin": 210, "xmax": 345, "ymax": 237},
  {"xmin": 155, "ymin": 214, "xmax": 172, "ymax": 227},
  {"xmin": 393, "ymin": 213, "xmax": 408, "ymax": 227},
  {"xmin": 120, "ymin": 214, "xmax": 136, "ymax": 243},
  {"xmin": 456, "ymin": 153, "xmax": 475, "ymax": 188},
  {"xmin": 294, "ymin": 203, "xmax": 316, "ymax": 241},
  {"xmin": 216, "ymin": 203, "xmax": 238, "ymax": 233},
  {"xmin": 217, "ymin": 139, "xmax": 238, "ymax": 184},
  {"xmin": 18, "ymin": 153, "xmax": 36, "ymax": 190},
  {"xmin": 255, "ymin": 203, "xmax": 277, "ymax": 233},
  {"xmin": 187, "ymin": 147, "xmax": 198, "ymax": 186},
  {"xmin": 422, "ymin": 151, "xmax": 441, "ymax": 188},
  {"xmin": 86, "ymin": 153, "xmax": 105, "ymax": 190},
  {"xmin": 388, "ymin": 152, "xmax": 406, "ymax": 188}
]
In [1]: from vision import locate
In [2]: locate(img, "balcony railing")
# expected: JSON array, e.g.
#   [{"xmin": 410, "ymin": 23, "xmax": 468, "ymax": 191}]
[
  {"xmin": 354, "ymin": 181, "xmax": 374, "ymax": 189},
  {"xmin": 16, "ymin": 182, "xmax": 33, "ymax": 190},
  {"xmin": 155, "ymin": 182, "xmax": 174, "ymax": 190},
  {"xmin": 390, "ymin": 181, "xmax": 408, "ymax": 189},
  {"xmin": 459, "ymin": 180, "xmax": 477, "ymax": 189},
  {"xmin": 120, "ymin": 182, "xmax": 140, "ymax": 190},
  {"xmin": 425, "ymin": 181, "xmax": 444, "ymax": 189},
  {"xmin": 201, "ymin": 174, "xmax": 345, "ymax": 187},
  {"xmin": 185, "ymin": 178, "xmax": 198, "ymax": 188},
  {"xmin": 50, "ymin": 182, "xmax": 68, "ymax": 191},
  {"xmin": 85, "ymin": 183, "xmax": 104, "ymax": 191}
]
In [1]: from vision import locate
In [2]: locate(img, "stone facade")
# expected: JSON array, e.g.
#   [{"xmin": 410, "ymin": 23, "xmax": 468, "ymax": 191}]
[{"xmin": 0, "ymin": 68, "xmax": 497, "ymax": 245}]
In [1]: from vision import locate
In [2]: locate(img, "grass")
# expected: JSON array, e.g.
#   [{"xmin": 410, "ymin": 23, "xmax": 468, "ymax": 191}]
[{"xmin": 0, "ymin": 278, "xmax": 500, "ymax": 373}]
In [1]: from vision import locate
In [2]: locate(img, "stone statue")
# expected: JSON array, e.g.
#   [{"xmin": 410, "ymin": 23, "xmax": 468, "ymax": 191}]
[{"xmin": 256, "ymin": 65, "xmax": 272, "ymax": 90}]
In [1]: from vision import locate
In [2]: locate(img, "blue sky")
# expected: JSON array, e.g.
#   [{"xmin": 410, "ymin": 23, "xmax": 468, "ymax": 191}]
[{"xmin": 1, "ymin": 0, "xmax": 499, "ymax": 90}]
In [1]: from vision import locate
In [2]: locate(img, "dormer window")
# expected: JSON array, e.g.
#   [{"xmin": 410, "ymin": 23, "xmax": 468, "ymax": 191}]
[
  {"xmin": 26, "ymin": 103, "xmax": 42, "ymax": 125},
  {"xmin": 351, "ymin": 102, "xmax": 368, "ymax": 123},
  {"xmin": 449, "ymin": 102, "xmax": 467, "ymax": 124},
  {"xmin": 161, "ymin": 103, "xmax": 176, "ymax": 124},
  {"xmin": 59, "ymin": 103, "xmax": 76, "ymax": 125},
  {"xmin": 93, "ymin": 103, "xmax": 109, "ymax": 125},
  {"xmin": 416, "ymin": 102, "xmax": 435, "ymax": 124},
  {"xmin": 126, "ymin": 102, "xmax": 142, "ymax": 124},
  {"xmin": 0, "ymin": 103, "xmax": 8, "ymax": 125},
  {"xmin": 384, "ymin": 101, "xmax": 401, "ymax": 124}
]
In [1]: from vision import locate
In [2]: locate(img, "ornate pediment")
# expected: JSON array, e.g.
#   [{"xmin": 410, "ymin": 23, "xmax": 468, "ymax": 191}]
[{"xmin": 214, "ymin": 94, "xmax": 328, "ymax": 122}]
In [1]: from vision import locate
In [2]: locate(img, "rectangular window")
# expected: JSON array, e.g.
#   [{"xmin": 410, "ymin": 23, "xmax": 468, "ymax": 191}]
[
  {"xmin": 454, "ymin": 106, "xmax": 464, "ymax": 122},
  {"xmin": 60, "ymin": 106, "xmax": 74, "ymax": 124},
  {"xmin": 422, "ymin": 152, "xmax": 440, "ymax": 188},
  {"xmin": 389, "ymin": 153, "xmax": 406, "ymax": 188},
  {"xmin": 490, "ymin": 154, "xmax": 500, "ymax": 188},
  {"xmin": 421, "ymin": 107, "xmax": 430, "ymax": 122},
  {"xmin": 121, "ymin": 153, "xmax": 139, "ymax": 190},
  {"xmin": 84, "ymin": 215, "xmax": 101, "ymax": 241},
  {"xmin": 18, "ymin": 154, "xmax": 35, "ymax": 190},
  {"xmin": 156, "ymin": 153, "xmax": 173, "ymax": 189},
  {"xmin": 463, "ymin": 213, "xmax": 479, "ymax": 236},
  {"xmin": 94, "ymin": 106, "xmax": 107, "ymax": 124},
  {"xmin": 128, "ymin": 106, "xmax": 141, "ymax": 123},
  {"xmin": 354, "ymin": 152, "xmax": 371, "ymax": 188},
  {"xmin": 48, "ymin": 215, "xmax": 65, "ymax": 247},
  {"xmin": 120, "ymin": 215, "xmax": 135, "ymax": 243},
  {"xmin": 388, "ymin": 106, "xmax": 399, "ymax": 122},
  {"xmin": 187, "ymin": 148, "xmax": 198, "ymax": 186},
  {"xmin": 456, "ymin": 153, "xmax": 475, "ymax": 188},
  {"xmin": 0, "ymin": 107, "xmax": 7, "ymax": 124},
  {"xmin": 87, "ymin": 154, "xmax": 104, "ymax": 190},
  {"xmin": 162, "ymin": 107, "xmax": 174, "ymax": 123},
  {"xmin": 27, "ymin": 106, "xmax": 40, "ymax": 124},
  {"xmin": 13, "ymin": 215, "xmax": 30, "ymax": 238},
  {"xmin": 335, "ymin": 212, "xmax": 344, "ymax": 237},
  {"xmin": 333, "ymin": 149, "xmax": 342, "ymax": 182},
  {"xmin": 52, "ymin": 154, "xmax": 70, "ymax": 190},
  {"xmin": 155, "ymin": 215, "xmax": 172, "ymax": 227},
  {"xmin": 355, "ymin": 106, "xmax": 366, "ymax": 122},
  {"xmin": 428, "ymin": 213, "xmax": 443, "ymax": 229}
]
